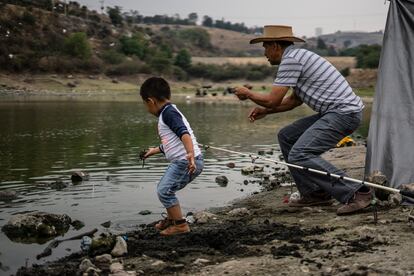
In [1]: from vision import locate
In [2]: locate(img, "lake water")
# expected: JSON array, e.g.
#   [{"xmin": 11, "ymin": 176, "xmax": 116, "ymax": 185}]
[{"xmin": 0, "ymin": 95, "xmax": 371, "ymax": 274}]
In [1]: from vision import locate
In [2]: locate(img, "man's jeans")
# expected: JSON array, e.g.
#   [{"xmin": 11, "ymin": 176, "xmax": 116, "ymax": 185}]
[{"xmin": 277, "ymin": 111, "xmax": 363, "ymax": 203}]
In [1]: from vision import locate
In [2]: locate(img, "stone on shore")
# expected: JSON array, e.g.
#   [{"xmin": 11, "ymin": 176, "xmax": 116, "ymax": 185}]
[
  {"xmin": 215, "ymin": 176, "xmax": 229, "ymax": 187},
  {"xmin": 194, "ymin": 211, "xmax": 217, "ymax": 224},
  {"xmin": 228, "ymin": 207, "xmax": 250, "ymax": 217},
  {"xmin": 111, "ymin": 236, "xmax": 128, "ymax": 257},
  {"xmin": 71, "ymin": 171, "xmax": 90, "ymax": 182},
  {"xmin": 2, "ymin": 212, "xmax": 72, "ymax": 240}
]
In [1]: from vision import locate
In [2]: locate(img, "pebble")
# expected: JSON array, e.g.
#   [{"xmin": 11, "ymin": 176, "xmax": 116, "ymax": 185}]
[
  {"xmin": 193, "ymin": 258, "xmax": 210, "ymax": 265},
  {"xmin": 228, "ymin": 207, "xmax": 250, "ymax": 216},
  {"xmin": 111, "ymin": 236, "xmax": 128, "ymax": 257},
  {"xmin": 139, "ymin": 210, "xmax": 151, "ymax": 215}
]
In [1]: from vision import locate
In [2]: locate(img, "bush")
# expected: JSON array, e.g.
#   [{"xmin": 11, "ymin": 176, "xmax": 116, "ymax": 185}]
[
  {"xmin": 149, "ymin": 53, "xmax": 172, "ymax": 74},
  {"xmin": 63, "ymin": 32, "xmax": 91, "ymax": 60},
  {"xmin": 172, "ymin": 66, "xmax": 188, "ymax": 81},
  {"xmin": 339, "ymin": 44, "xmax": 381, "ymax": 68},
  {"xmin": 101, "ymin": 49, "xmax": 125, "ymax": 65},
  {"xmin": 340, "ymin": 67, "xmax": 350, "ymax": 77},
  {"xmin": 21, "ymin": 11, "xmax": 36, "ymax": 25},
  {"xmin": 174, "ymin": 49, "xmax": 191, "ymax": 70},
  {"xmin": 119, "ymin": 35, "xmax": 147, "ymax": 59},
  {"xmin": 106, "ymin": 60, "xmax": 151, "ymax": 76},
  {"xmin": 179, "ymin": 28, "xmax": 212, "ymax": 49}
]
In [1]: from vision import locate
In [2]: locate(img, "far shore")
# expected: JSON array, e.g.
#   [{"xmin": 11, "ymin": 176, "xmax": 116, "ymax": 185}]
[{"xmin": 0, "ymin": 73, "xmax": 375, "ymax": 104}]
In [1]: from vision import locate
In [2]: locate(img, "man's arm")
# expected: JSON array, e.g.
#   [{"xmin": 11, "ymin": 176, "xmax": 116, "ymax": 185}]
[
  {"xmin": 266, "ymin": 91, "xmax": 303, "ymax": 113},
  {"xmin": 248, "ymin": 92, "xmax": 303, "ymax": 122},
  {"xmin": 235, "ymin": 85, "xmax": 290, "ymax": 108}
]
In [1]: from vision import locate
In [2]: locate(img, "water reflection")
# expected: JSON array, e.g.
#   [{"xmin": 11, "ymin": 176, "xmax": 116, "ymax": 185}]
[{"xmin": 0, "ymin": 96, "xmax": 371, "ymax": 273}]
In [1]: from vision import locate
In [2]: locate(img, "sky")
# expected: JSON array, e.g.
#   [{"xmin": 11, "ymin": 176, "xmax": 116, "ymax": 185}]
[{"xmin": 76, "ymin": 0, "xmax": 390, "ymax": 37}]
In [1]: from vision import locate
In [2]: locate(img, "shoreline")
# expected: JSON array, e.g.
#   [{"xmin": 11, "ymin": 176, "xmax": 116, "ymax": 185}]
[
  {"xmin": 15, "ymin": 146, "xmax": 414, "ymax": 275},
  {"xmin": 0, "ymin": 73, "xmax": 375, "ymax": 104}
]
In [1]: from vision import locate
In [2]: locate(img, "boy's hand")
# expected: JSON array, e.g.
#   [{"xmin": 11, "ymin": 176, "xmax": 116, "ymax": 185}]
[
  {"xmin": 142, "ymin": 147, "xmax": 158, "ymax": 159},
  {"xmin": 234, "ymin": 87, "xmax": 251, "ymax": 101},
  {"xmin": 186, "ymin": 152, "xmax": 196, "ymax": 174},
  {"xmin": 248, "ymin": 107, "xmax": 267, "ymax": 122}
]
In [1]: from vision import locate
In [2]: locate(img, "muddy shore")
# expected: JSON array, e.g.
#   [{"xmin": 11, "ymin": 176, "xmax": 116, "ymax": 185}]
[{"xmin": 15, "ymin": 146, "xmax": 414, "ymax": 276}]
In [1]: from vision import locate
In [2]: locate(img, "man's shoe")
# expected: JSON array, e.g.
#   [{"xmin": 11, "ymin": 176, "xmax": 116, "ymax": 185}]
[
  {"xmin": 336, "ymin": 190, "xmax": 372, "ymax": 215},
  {"xmin": 160, "ymin": 220, "xmax": 190, "ymax": 236},
  {"xmin": 289, "ymin": 192, "xmax": 334, "ymax": 207}
]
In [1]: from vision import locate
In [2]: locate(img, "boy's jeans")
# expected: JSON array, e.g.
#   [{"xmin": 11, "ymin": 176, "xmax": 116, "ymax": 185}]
[
  {"xmin": 277, "ymin": 111, "xmax": 363, "ymax": 203},
  {"xmin": 157, "ymin": 155, "xmax": 203, "ymax": 208}
]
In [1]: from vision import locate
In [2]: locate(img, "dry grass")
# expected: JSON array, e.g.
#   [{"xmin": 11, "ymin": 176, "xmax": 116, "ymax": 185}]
[{"xmin": 193, "ymin": 56, "xmax": 356, "ymax": 70}]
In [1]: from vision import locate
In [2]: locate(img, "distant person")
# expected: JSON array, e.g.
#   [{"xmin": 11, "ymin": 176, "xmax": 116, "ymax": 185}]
[
  {"xmin": 140, "ymin": 77, "xmax": 203, "ymax": 235},
  {"xmin": 234, "ymin": 25, "xmax": 371, "ymax": 215}
]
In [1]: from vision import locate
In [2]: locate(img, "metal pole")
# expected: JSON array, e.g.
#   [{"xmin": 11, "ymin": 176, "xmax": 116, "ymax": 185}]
[{"xmin": 199, "ymin": 143, "xmax": 414, "ymax": 199}]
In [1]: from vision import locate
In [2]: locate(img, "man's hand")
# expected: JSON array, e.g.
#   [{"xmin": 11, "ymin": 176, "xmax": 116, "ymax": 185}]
[
  {"xmin": 248, "ymin": 107, "xmax": 268, "ymax": 122},
  {"xmin": 142, "ymin": 147, "xmax": 159, "ymax": 159},
  {"xmin": 186, "ymin": 152, "xmax": 196, "ymax": 174},
  {"xmin": 234, "ymin": 86, "xmax": 251, "ymax": 101}
]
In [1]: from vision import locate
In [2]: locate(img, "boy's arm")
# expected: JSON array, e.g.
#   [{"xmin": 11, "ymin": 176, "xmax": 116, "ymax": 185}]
[
  {"xmin": 162, "ymin": 106, "xmax": 196, "ymax": 174},
  {"xmin": 181, "ymin": 134, "xmax": 196, "ymax": 174},
  {"xmin": 143, "ymin": 146, "xmax": 161, "ymax": 159}
]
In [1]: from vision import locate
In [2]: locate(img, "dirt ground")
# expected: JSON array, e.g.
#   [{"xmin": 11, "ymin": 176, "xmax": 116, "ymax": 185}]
[{"xmin": 16, "ymin": 146, "xmax": 414, "ymax": 276}]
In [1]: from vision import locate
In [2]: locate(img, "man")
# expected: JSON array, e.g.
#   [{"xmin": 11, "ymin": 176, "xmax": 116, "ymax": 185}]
[{"xmin": 235, "ymin": 25, "xmax": 371, "ymax": 215}]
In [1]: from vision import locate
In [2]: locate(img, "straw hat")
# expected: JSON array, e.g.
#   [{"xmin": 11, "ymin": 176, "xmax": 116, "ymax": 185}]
[{"xmin": 250, "ymin": 25, "xmax": 305, "ymax": 44}]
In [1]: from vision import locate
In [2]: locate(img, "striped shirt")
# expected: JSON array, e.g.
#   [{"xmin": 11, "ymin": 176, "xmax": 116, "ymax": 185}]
[
  {"xmin": 158, "ymin": 103, "xmax": 201, "ymax": 161},
  {"xmin": 274, "ymin": 45, "xmax": 364, "ymax": 114}
]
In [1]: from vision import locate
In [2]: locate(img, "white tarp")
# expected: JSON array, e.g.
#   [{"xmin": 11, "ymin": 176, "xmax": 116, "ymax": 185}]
[{"xmin": 365, "ymin": 0, "xmax": 414, "ymax": 190}]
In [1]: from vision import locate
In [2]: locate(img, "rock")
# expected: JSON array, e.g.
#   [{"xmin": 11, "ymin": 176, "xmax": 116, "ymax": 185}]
[
  {"xmin": 258, "ymin": 150, "xmax": 265, "ymax": 155},
  {"xmin": 228, "ymin": 207, "xmax": 250, "ymax": 216},
  {"xmin": 2, "ymin": 212, "xmax": 72, "ymax": 241},
  {"xmin": 111, "ymin": 236, "xmax": 128, "ymax": 257},
  {"xmin": 243, "ymin": 180, "xmax": 248, "ymax": 185},
  {"xmin": 50, "ymin": 180, "xmax": 68, "ymax": 190},
  {"xmin": 79, "ymin": 258, "xmax": 95, "ymax": 272},
  {"xmin": 101, "ymin": 221, "xmax": 111, "ymax": 228},
  {"xmin": 95, "ymin": 254, "xmax": 112, "ymax": 270},
  {"xmin": 194, "ymin": 211, "xmax": 217, "ymax": 224},
  {"xmin": 193, "ymin": 258, "xmax": 211, "ymax": 265},
  {"xmin": 112, "ymin": 78, "xmax": 119, "ymax": 84},
  {"xmin": 91, "ymin": 235, "xmax": 115, "ymax": 252},
  {"xmin": 110, "ymin": 262, "xmax": 124, "ymax": 273},
  {"xmin": 366, "ymin": 171, "xmax": 389, "ymax": 200},
  {"xmin": 67, "ymin": 82, "xmax": 77, "ymax": 88},
  {"xmin": 226, "ymin": 162, "xmax": 236, "ymax": 168},
  {"xmin": 139, "ymin": 210, "xmax": 151, "ymax": 215},
  {"xmin": 389, "ymin": 193, "xmax": 402, "ymax": 206},
  {"xmin": 151, "ymin": 260, "xmax": 167, "ymax": 270},
  {"xmin": 241, "ymin": 165, "xmax": 264, "ymax": 175},
  {"xmin": 71, "ymin": 171, "xmax": 89, "ymax": 182},
  {"xmin": 215, "ymin": 176, "xmax": 228, "ymax": 187},
  {"xmin": 83, "ymin": 267, "xmax": 102, "ymax": 276},
  {"xmin": 71, "ymin": 219, "xmax": 85, "ymax": 230},
  {"xmin": 0, "ymin": 190, "xmax": 18, "ymax": 201}
]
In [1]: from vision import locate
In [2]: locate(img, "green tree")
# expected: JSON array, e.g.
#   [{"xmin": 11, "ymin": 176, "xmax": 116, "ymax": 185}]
[
  {"xmin": 63, "ymin": 32, "xmax": 91, "ymax": 60},
  {"xmin": 107, "ymin": 6, "xmax": 123, "ymax": 26},
  {"xmin": 119, "ymin": 35, "xmax": 147, "ymax": 59},
  {"xmin": 174, "ymin": 49, "xmax": 191, "ymax": 70},
  {"xmin": 202, "ymin": 15, "xmax": 213, "ymax": 27},
  {"xmin": 188, "ymin": 12, "xmax": 198, "ymax": 24},
  {"xmin": 317, "ymin": 38, "xmax": 327, "ymax": 50}
]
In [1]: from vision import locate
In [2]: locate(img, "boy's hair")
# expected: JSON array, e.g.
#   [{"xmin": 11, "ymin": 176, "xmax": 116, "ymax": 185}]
[{"xmin": 140, "ymin": 77, "xmax": 171, "ymax": 101}]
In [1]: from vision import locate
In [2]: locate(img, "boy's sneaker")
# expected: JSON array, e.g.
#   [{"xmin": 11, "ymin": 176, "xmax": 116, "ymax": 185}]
[
  {"xmin": 155, "ymin": 213, "xmax": 171, "ymax": 231},
  {"xmin": 160, "ymin": 219, "xmax": 190, "ymax": 236}
]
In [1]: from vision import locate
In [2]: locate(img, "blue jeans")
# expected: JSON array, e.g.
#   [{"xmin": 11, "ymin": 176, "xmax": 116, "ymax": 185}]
[
  {"xmin": 157, "ymin": 155, "xmax": 204, "ymax": 208},
  {"xmin": 277, "ymin": 112, "xmax": 362, "ymax": 203}
]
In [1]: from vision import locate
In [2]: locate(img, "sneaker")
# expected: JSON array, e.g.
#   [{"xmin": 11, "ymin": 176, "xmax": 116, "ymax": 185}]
[
  {"xmin": 155, "ymin": 213, "xmax": 171, "ymax": 231},
  {"xmin": 289, "ymin": 192, "xmax": 334, "ymax": 207},
  {"xmin": 160, "ymin": 220, "xmax": 190, "ymax": 236},
  {"xmin": 336, "ymin": 190, "xmax": 372, "ymax": 215}
]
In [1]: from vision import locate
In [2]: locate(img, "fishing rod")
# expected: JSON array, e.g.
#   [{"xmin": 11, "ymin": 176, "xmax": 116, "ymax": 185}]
[{"xmin": 199, "ymin": 143, "xmax": 414, "ymax": 200}]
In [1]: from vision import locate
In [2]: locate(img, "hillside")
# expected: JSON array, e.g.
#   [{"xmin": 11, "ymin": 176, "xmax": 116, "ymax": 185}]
[{"xmin": 307, "ymin": 31, "xmax": 383, "ymax": 49}]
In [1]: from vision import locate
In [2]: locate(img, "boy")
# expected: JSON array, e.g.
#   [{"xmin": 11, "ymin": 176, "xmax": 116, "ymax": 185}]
[{"xmin": 140, "ymin": 77, "xmax": 203, "ymax": 236}]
